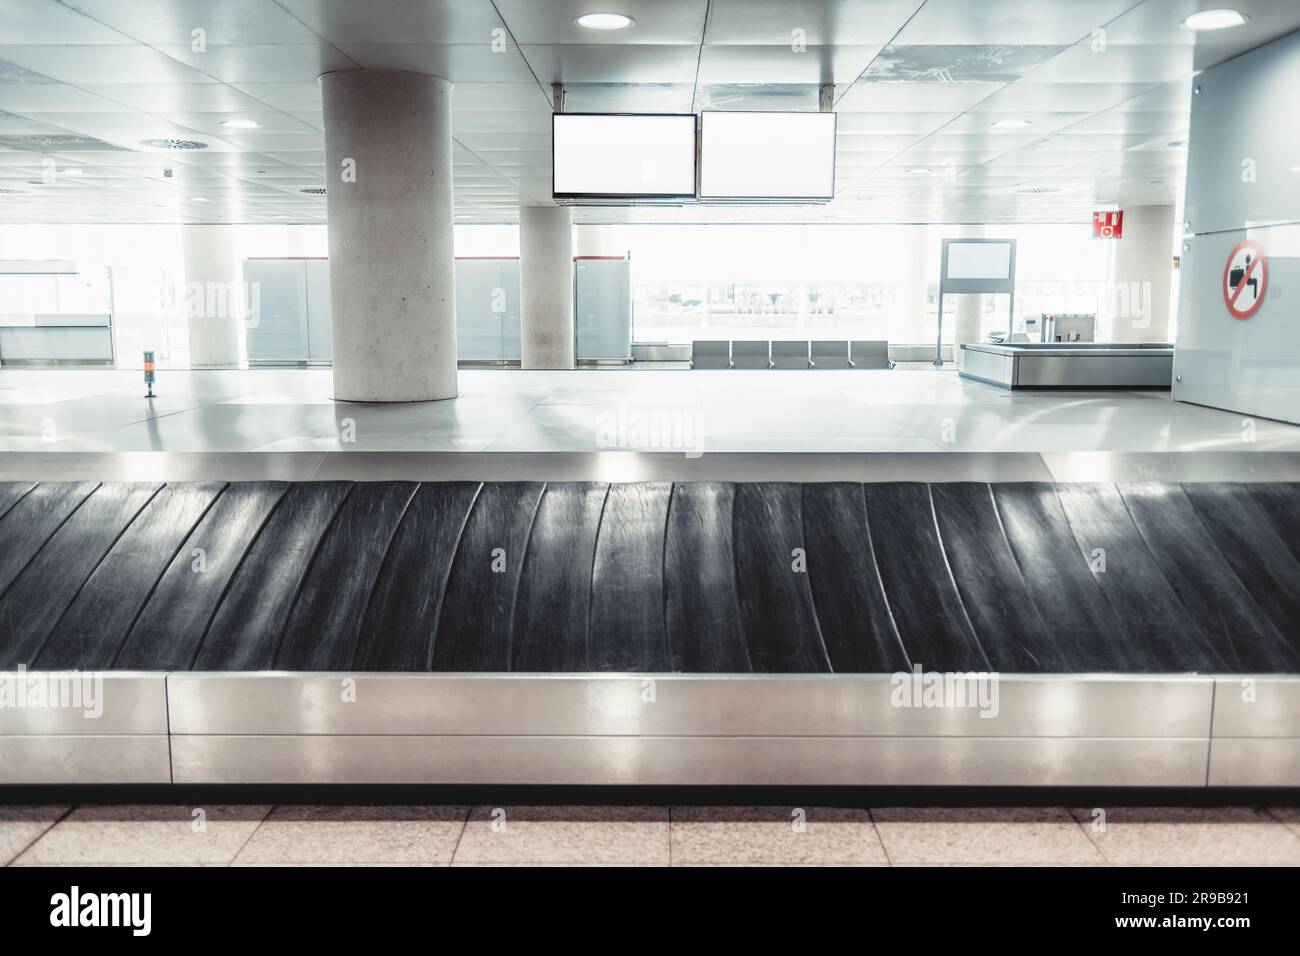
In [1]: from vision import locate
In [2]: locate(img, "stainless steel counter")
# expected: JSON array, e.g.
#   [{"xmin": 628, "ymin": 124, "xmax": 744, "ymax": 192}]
[{"xmin": 960, "ymin": 342, "xmax": 1174, "ymax": 389}]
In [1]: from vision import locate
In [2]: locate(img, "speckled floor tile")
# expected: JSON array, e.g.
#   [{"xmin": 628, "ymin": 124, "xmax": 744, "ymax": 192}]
[
  {"xmin": 15, "ymin": 805, "xmax": 271, "ymax": 865},
  {"xmin": 872, "ymin": 807, "xmax": 1104, "ymax": 865},
  {"xmin": 0, "ymin": 805, "xmax": 69, "ymax": 865},
  {"xmin": 1070, "ymin": 807, "xmax": 1300, "ymax": 865},
  {"xmin": 453, "ymin": 806, "xmax": 669, "ymax": 864},
  {"xmin": 232, "ymin": 805, "xmax": 468, "ymax": 865},
  {"xmin": 671, "ymin": 806, "xmax": 887, "ymax": 865}
]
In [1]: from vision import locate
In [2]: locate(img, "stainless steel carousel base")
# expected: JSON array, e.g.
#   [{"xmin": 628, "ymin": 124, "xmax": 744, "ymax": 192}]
[{"xmin": 4, "ymin": 673, "xmax": 1298, "ymax": 787}]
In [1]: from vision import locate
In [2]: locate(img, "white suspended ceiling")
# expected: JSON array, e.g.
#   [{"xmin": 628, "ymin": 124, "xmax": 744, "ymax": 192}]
[{"xmin": 0, "ymin": 0, "xmax": 1297, "ymax": 225}]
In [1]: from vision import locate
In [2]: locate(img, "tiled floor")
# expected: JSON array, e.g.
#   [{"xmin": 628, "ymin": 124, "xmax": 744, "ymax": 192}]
[
  {"xmin": 5, "ymin": 805, "xmax": 1300, "ymax": 867},
  {"xmin": 2, "ymin": 366, "xmax": 1298, "ymax": 454}
]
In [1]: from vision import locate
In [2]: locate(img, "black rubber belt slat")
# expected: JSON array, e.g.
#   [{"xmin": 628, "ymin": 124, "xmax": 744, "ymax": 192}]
[
  {"xmin": 588, "ymin": 481, "xmax": 672, "ymax": 671},
  {"xmin": 0, "ymin": 482, "xmax": 161, "ymax": 669},
  {"xmin": 431, "ymin": 481, "xmax": 546, "ymax": 671},
  {"xmin": 0, "ymin": 482, "xmax": 36, "ymax": 524},
  {"xmin": 114, "ymin": 482, "xmax": 291, "ymax": 670},
  {"xmin": 865, "ymin": 483, "xmax": 990, "ymax": 672},
  {"xmin": 1055, "ymin": 483, "xmax": 1226, "ymax": 672},
  {"xmin": 274, "ymin": 482, "xmax": 418, "ymax": 670},
  {"xmin": 992, "ymin": 483, "xmax": 1140, "ymax": 672},
  {"xmin": 663, "ymin": 482, "xmax": 750, "ymax": 673},
  {"xmin": 36, "ymin": 482, "xmax": 226, "ymax": 670},
  {"xmin": 0, "ymin": 482, "xmax": 98, "ymax": 600},
  {"xmin": 194, "ymin": 482, "xmax": 352, "ymax": 670},
  {"xmin": 732, "ymin": 482, "xmax": 830, "ymax": 673},
  {"xmin": 511, "ymin": 482, "xmax": 609, "ymax": 671},
  {"xmin": 1246, "ymin": 484, "xmax": 1300, "ymax": 567},
  {"xmin": 353, "ymin": 481, "xmax": 482, "ymax": 671},
  {"xmin": 801, "ymin": 483, "xmax": 909, "ymax": 673},
  {"xmin": 931, "ymin": 483, "xmax": 1061, "ymax": 672},
  {"xmin": 1120, "ymin": 483, "xmax": 1300, "ymax": 672},
  {"xmin": 1181, "ymin": 482, "xmax": 1300, "ymax": 657}
]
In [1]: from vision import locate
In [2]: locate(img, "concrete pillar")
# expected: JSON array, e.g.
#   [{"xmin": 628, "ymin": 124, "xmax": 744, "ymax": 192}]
[
  {"xmin": 182, "ymin": 224, "xmax": 242, "ymax": 367},
  {"xmin": 1106, "ymin": 204, "xmax": 1175, "ymax": 342},
  {"xmin": 321, "ymin": 69, "xmax": 457, "ymax": 402},
  {"xmin": 519, "ymin": 205, "xmax": 574, "ymax": 369}
]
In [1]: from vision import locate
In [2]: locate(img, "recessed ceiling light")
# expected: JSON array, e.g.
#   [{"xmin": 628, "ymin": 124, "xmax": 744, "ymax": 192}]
[
  {"xmin": 189, "ymin": 196, "xmax": 209, "ymax": 202},
  {"xmin": 58, "ymin": 167, "xmax": 84, "ymax": 176},
  {"xmin": 905, "ymin": 167, "xmax": 934, "ymax": 175},
  {"xmin": 221, "ymin": 119, "xmax": 261, "ymax": 130},
  {"xmin": 992, "ymin": 119, "xmax": 1032, "ymax": 129},
  {"xmin": 1182, "ymin": 9, "xmax": 1248, "ymax": 31},
  {"xmin": 575, "ymin": 12, "xmax": 635, "ymax": 30},
  {"xmin": 1016, "ymin": 186, "xmax": 1061, "ymax": 194}
]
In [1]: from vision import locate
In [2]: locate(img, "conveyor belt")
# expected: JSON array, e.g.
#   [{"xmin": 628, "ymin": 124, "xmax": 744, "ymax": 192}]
[{"xmin": 1, "ymin": 479, "xmax": 1299, "ymax": 674}]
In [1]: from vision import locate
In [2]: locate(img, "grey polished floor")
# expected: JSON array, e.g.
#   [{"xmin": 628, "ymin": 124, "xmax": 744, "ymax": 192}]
[{"xmin": 2, "ymin": 367, "xmax": 1298, "ymax": 454}]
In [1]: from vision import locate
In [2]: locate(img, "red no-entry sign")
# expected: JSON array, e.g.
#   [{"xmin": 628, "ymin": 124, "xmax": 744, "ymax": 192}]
[{"xmin": 1222, "ymin": 240, "xmax": 1269, "ymax": 320}]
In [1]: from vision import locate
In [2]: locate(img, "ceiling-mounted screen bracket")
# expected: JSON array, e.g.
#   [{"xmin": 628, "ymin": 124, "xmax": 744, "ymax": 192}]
[
  {"xmin": 819, "ymin": 84, "xmax": 834, "ymax": 113},
  {"xmin": 552, "ymin": 83, "xmax": 566, "ymax": 113}
]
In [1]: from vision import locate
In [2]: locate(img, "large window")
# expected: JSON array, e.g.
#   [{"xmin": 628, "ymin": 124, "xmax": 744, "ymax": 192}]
[{"xmin": 575, "ymin": 223, "xmax": 1115, "ymax": 346}]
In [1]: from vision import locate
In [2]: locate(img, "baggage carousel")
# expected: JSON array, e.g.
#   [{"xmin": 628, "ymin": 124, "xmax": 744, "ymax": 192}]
[{"xmin": 1, "ymin": 452, "xmax": 1298, "ymax": 788}]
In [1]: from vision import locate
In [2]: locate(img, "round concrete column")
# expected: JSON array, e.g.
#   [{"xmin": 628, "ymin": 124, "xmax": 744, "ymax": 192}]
[
  {"xmin": 321, "ymin": 69, "xmax": 457, "ymax": 402},
  {"xmin": 182, "ymin": 224, "xmax": 242, "ymax": 368},
  {"xmin": 519, "ymin": 205, "xmax": 574, "ymax": 369}
]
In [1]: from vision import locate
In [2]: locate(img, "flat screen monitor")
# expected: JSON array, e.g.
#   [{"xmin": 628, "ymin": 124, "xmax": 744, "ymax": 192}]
[
  {"xmin": 699, "ymin": 111, "xmax": 837, "ymax": 200},
  {"xmin": 552, "ymin": 113, "xmax": 698, "ymax": 200},
  {"xmin": 945, "ymin": 241, "xmax": 1013, "ymax": 281}
]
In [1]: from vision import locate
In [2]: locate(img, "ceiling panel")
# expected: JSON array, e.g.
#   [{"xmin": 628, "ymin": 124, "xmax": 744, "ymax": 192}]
[
  {"xmin": 491, "ymin": 0, "xmax": 709, "ymax": 45},
  {"xmin": 276, "ymin": 0, "xmax": 509, "ymax": 45},
  {"xmin": 156, "ymin": 43, "xmax": 356, "ymax": 83},
  {"xmin": 0, "ymin": 45, "xmax": 216, "ymax": 85},
  {"xmin": 697, "ymin": 44, "xmax": 881, "ymax": 84},
  {"xmin": 0, "ymin": 0, "xmax": 134, "ymax": 44},
  {"xmin": 62, "ymin": 0, "xmax": 323, "ymax": 44},
  {"xmin": 0, "ymin": 0, "xmax": 1296, "ymax": 225},
  {"xmin": 894, "ymin": 0, "xmax": 1140, "ymax": 45},
  {"xmin": 336, "ymin": 44, "xmax": 538, "ymax": 83},
  {"xmin": 704, "ymin": 0, "xmax": 923, "ymax": 45}
]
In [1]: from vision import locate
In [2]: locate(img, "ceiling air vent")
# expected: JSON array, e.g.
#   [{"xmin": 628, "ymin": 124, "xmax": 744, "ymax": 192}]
[
  {"xmin": 299, "ymin": 187, "xmax": 327, "ymax": 195},
  {"xmin": 0, "ymin": 187, "xmax": 22, "ymax": 194},
  {"xmin": 139, "ymin": 138, "xmax": 209, "ymax": 150},
  {"xmin": 1015, "ymin": 186, "xmax": 1061, "ymax": 194}
]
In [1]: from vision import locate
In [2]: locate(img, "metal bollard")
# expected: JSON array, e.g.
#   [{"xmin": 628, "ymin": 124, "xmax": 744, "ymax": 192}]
[{"xmin": 143, "ymin": 350, "xmax": 156, "ymax": 398}]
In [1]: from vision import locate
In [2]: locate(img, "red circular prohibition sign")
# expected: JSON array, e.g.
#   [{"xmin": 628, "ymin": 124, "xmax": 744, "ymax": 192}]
[{"xmin": 1222, "ymin": 239, "xmax": 1269, "ymax": 320}]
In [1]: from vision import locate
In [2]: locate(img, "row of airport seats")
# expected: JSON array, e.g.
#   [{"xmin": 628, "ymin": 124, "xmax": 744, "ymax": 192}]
[{"xmin": 690, "ymin": 339, "xmax": 895, "ymax": 370}]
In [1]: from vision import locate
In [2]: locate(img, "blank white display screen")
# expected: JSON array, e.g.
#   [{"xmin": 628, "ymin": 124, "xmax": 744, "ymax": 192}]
[
  {"xmin": 552, "ymin": 114, "xmax": 697, "ymax": 198},
  {"xmin": 946, "ymin": 242, "xmax": 1012, "ymax": 280},
  {"xmin": 700, "ymin": 112, "xmax": 836, "ymax": 199}
]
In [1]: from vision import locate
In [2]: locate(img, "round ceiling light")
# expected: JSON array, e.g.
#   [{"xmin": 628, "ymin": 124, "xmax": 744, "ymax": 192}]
[
  {"xmin": 189, "ymin": 196, "xmax": 209, "ymax": 202},
  {"xmin": 140, "ymin": 137, "xmax": 209, "ymax": 150},
  {"xmin": 221, "ymin": 119, "xmax": 261, "ymax": 130},
  {"xmin": 992, "ymin": 119, "xmax": 1032, "ymax": 129},
  {"xmin": 575, "ymin": 12, "xmax": 635, "ymax": 30},
  {"xmin": 1182, "ymin": 9, "xmax": 1248, "ymax": 31},
  {"xmin": 1016, "ymin": 186, "xmax": 1061, "ymax": 194}
]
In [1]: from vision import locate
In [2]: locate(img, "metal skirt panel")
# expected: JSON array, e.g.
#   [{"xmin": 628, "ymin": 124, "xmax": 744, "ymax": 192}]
[
  {"xmin": 165, "ymin": 673, "xmax": 1213, "ymax": 739},
  {"xmin": 170, "ymin": 734, "xmax": 1210, "ymax": 787},
  {"xmin": 0, "ymin": 735, "xmax": 171, "ymax": 784}
]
